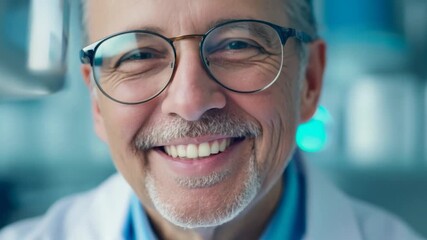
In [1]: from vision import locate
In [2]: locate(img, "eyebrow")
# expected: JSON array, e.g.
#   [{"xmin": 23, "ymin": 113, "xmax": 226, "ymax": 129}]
[
  {"xmin": 206, "ymin": 17, "xmax": 265, "ymax": 31},
  {"xmin": 211, "ymin": 18, "xmax": 279, "ymax": 48},
  {"xmin": 121, "ymin": 17, "xmax": 257, "ymax": 37},
  {"xmin": 122, "ymin": 25, "xmax": 164, "ymax": 34}
]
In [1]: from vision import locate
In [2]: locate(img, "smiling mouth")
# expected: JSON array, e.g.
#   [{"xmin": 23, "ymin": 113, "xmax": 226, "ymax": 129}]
[{"xmin": 161, "ymin": 137, "xmax": 244, "ymax": 159}]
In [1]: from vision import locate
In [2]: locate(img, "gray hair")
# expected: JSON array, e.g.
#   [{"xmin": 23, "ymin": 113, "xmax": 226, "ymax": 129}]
[
  {"xmin": 285, "ymin": 0, "xmax": 318, "ymax": 37},
  {"xmin": 283, "ymin": 0, "xmax": 318, "ymax": 82},
  {"xmin": 79, "ymin": 0, "xmax": 317, "ymax": 37}
]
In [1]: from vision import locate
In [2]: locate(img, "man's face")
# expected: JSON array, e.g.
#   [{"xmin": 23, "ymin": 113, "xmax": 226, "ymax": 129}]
[{"xmin": 82, "ymin": 0, "xmax": 323, "ymax": 228}]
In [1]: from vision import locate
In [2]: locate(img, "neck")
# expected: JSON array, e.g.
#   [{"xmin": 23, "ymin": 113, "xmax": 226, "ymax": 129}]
[{"xmin": 144, "ymin": 177, "xmax": 283, "ymax": 240}]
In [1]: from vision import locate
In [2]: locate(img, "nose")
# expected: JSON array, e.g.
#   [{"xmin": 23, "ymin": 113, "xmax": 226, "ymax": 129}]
[{"xmin": 161, "ymin": 42, "xmax": 226, "ymax": 121}]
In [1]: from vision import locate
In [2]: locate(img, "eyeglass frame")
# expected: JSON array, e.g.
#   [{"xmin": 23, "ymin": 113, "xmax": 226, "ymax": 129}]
[{"xmin": 80, "ymin": 19, "xmax": 315, "ymax": 105}]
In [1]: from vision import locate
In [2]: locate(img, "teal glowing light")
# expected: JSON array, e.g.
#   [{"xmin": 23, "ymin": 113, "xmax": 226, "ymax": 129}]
[{"xmin": 296, "ymin": 106, "xmax": 331, "ymax": 152}]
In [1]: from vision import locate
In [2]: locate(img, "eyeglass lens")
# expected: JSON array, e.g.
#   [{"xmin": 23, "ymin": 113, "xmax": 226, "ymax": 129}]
[{"xmin": 202, "ymin": 21, "xmax": 283, "ymax": 93}]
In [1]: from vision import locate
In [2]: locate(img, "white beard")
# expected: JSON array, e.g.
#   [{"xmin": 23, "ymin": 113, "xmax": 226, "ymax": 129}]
[{"xmin": 144, "ymin": 154, "xmax": 261, "ymax": 228}]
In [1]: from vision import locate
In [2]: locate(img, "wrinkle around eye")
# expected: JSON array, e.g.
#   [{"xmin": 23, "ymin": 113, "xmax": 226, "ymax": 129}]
[
  {"xmin": 115, "ymin": 59, "xmax": 152, "ymax": 73},
  {"xmin": 206, "ymin": 48, "xmax": 280, "ymax": 68},
  {"xmin": 218, "ymin": 55, "xmax": 282, "ymax": 74},
  {"xmin": 115, "ymin": 56, "xmax": 170, "ymax": 75}
]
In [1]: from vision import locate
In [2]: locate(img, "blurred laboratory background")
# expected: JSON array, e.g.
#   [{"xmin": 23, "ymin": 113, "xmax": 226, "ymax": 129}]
[{"xmin": 0, "ymin": 0, "xmax": 426, "ymax": 237}]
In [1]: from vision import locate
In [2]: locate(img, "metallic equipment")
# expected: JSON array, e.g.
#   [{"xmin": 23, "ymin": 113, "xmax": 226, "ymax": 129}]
[{"xmin": 0, "ymin": 0, "xmax": 69, "ymax": 100}]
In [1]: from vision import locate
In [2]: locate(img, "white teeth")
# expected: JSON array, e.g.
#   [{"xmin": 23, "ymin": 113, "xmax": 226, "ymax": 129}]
[
  {"xmin": 211, "ymin": 141, "xmax": 220, "ymax": 154},
  {"xmin": 198, "ymin": 142, "xmax": 211, "ymax": 157},
  {"xmin": 219, "ymin": 139, "xmax": 227, "ymax": 152},
  {"xmin": 177, "ymin": 145, "xmax": 186, "ymax": 157},
  {"xmin": 186, "ymin": 144, "xmax": 198, "ymax": 158},
  {"xmin": 170, "ymin": 146, "xmax": 178, "ymax": 158},
  {"xmin": 164, "ymin": 139, "xmax": 232, "ymax": 159}
]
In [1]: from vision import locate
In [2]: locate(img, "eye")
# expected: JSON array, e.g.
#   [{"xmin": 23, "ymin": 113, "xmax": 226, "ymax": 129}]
[
  {"xmin": 205, "ymin": 38, "xmax": 263, "ymax": 55},
  {"xmin": 222, "ymin": 39, "xmax": 262, "ymax": 51},
  {"xmin": 108, "ymin": 48, "xmax": 168, "ymax": 74},
  {"xmin": 112, "ymin": 48, "xmax": 165, "ymax": 70},
  {"xmin": 119, "ymin": 50, "xmax": 156, "ymax": 63},
  {"xmin": 225, "ymin": 40, "xmax": 252, "ymax": 50}
]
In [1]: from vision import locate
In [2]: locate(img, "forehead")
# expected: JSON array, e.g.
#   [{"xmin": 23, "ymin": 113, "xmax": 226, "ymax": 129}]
[{"xmin": 86, "ymin": 0, "xmax": 289, "ymax": 41}]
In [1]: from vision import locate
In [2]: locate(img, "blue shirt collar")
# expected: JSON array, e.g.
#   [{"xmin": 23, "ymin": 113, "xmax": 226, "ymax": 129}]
[
  {"xmin": 123, "ymin": 194, "xmax": 157, "ymax": 240},
  {"xmin": 260, "ymin": 159, "xmax": 305, "ymax": 240}
]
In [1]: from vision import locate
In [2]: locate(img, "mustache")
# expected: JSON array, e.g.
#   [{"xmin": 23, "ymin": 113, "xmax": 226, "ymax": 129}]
[{"xmin": 134, "ymin": 110, "xmax": 261, "ymax": 151}]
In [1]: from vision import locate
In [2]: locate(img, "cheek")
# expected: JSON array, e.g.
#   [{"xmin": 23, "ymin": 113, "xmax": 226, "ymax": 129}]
[
  {"xmin": 99, "ymin": 99, "xmax": 157, "ymax": 145},
  {"xmin": 102, "ymin": 108, "xmax": 140, "ymax": 147},
  {"xmin": 265, "ymin": 92, "xmax": 298, "ymax": 156},
  {"xmin": 235, "ymin": 76, "xmax": 299, "ymax": 184},
  {"xmin": 97, "ymin": 98, "xmax": 158, "ymax": 174},
  {"xmin": 262, "ymin": 97, "xmax": 298, "ymax": 187}
]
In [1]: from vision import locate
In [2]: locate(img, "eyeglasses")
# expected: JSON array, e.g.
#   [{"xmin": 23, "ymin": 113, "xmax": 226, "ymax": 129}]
[{"xmin": 80, "ymin": 19, "xmax": 314, "ymax": 105}]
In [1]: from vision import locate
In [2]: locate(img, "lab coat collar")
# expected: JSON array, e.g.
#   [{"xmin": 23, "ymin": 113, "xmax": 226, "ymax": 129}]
[
  {"xmin": 302, "ymin": 159, "xmax": 363, "ymax": 240},
  {"xmin": 70, "ymin": 173, "xmax": 133, "ymax": 240}
]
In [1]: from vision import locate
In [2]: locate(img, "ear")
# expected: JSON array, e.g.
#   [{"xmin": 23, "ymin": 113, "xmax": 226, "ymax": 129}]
[
  {"xmin": 299, "ymin": 40, "xmax": 326, "ymax": 123},
  {"xmin": 81, "ymin": 65, "xmax": 108, "ymax": 142}
]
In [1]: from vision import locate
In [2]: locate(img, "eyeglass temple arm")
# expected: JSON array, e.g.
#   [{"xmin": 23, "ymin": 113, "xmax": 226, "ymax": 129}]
[
  {"xmin": 80, "ymin": 49, "xmax": 94, "ymax": 65},
  {"xmin": 280, "ymin": 28, "xmax": 315, "ymax": 43},
  {"xmin": 80, "ymin": 40, "xmax": 100, "ymax": 64}
]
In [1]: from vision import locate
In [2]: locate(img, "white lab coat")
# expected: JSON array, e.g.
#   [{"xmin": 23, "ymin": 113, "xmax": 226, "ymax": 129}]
[{"xmin": 0, "ymin": 161, "xmax": 424, "ymax": 240}]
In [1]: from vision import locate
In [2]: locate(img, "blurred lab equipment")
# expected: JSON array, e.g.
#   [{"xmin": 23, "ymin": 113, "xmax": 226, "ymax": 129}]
[{"xmin": 0, "ymin": 0, "xmax": 69, "ymax": 100}]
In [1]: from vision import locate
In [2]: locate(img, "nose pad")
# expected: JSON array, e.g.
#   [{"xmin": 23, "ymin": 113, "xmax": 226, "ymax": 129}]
[{"xmin": 161, "ymin": 43, "xmax": 226, "ymax": 121}]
